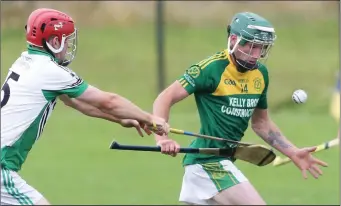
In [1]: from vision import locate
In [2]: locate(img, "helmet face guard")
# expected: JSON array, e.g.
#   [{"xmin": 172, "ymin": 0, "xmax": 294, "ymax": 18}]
[
  {"xmin": 64, "ymin": 29, "xmax": 77, "ymax": 66},
  {"xmin": 228, "ymin": 29, "xmax": 276, "ymax": 70},
  {"xmin": 45, "ymin": 29, "xmax": 77, "ymax": 66},
  {"xmin": 227, "ymin": 12, "xmax": 277, "ymax": 71}
]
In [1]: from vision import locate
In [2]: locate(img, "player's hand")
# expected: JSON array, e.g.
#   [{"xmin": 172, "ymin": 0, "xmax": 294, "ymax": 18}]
[
  {"xmin": 290, "ymin": 147, "xmax": 328, "ymax": 179},
  {"xmin": 147, "ymin": 116, "xmax": 170, "ymax": 136},
  {"xmin": 156, "ymin": 138, "xmax": 181, "ymax": 157},
  {"xmin": 156, "ymin": 138, "xmax": 180, "ymax": 157},
  {"xmin": 120, "ymin": 119, "xmax": 152, "ymax": 137}
]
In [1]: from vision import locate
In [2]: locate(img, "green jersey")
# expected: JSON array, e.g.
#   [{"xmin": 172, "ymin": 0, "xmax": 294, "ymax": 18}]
[{"xmin": 178, "ymin": 49, "xmax": 269, "ymax": 166}]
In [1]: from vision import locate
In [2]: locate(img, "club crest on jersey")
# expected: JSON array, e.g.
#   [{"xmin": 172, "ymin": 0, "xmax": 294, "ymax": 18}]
[
  {"xmin": 253, "ymin": 77, "xmax": 262, "ymax": 92},
  {"xmin": 186, "ymin": 65, "xmax": 201, "ymax": 78}
]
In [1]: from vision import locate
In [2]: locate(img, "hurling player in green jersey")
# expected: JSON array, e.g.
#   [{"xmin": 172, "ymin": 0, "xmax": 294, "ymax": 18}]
[{"xmin": 153, "ymin": 12, "xmax": 328, "ymax": 205}]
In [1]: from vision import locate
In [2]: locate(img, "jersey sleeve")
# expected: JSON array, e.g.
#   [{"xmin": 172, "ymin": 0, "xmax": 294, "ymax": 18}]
[
  {"xmin": 41, "ymin": 65, "xmax": 88, "ymax": 100},
  {"xmin": 177, "ymin": 64, "xmax": 215, "ymax": 95},
  {"xmin": 256, "ymin": 66, "xmax": 269, "ymax": 109}
]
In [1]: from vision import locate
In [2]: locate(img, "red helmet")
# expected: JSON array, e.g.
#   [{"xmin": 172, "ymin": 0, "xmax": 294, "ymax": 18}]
[{"xmin": 25, "ymin": 8, "xmax": 77, "ymax": 66}]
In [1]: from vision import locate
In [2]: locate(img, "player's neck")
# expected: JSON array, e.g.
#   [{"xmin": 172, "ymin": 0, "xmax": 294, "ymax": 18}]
[
  {"xmin": 229, "ymin": 53, "xmax": 249, "ymax": 73},
  {"xmin": 27, "ymin": 44, "xmax": 58, "ymax": 62},
  {"xmin": 229, "ymin": 53, "xmax": 238, "ymax": 66},
  {"xmin": 28, "ymin": 45, "xmax": 45, "ymax": 52}
]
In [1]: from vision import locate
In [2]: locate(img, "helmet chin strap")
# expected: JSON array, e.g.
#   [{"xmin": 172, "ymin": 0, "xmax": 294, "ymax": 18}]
[
  {"xmin": 45, "ymin": 35, "xmax": 66, "ymax": 54},
  {"xmin": 43, "ymin": 35, "xmax": 67, "ymax": 66},
  {"xmin": 232, "ymin": 53, "xmax": 257, "ymax": 73},
  {"xmin": 227, "ymin": 35, "xmax": 240, "ymax": 54},
  {"xmin": 228, "ymin": 35, "xmax": 257, "ymax": 72}
]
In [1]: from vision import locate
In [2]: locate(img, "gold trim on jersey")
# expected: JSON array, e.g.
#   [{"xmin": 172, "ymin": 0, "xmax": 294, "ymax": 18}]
[
  {"xmin": 179, "ymin": 50, "xmax": 228, "ymax": 89},
  {"xmin": 179, "ymin": 79, "xmax": 186, "ymax": 85},
  {"xmin": 178, "ymin": 78, "xmax": 190, "ymax": 88},
  {"xmin": 212, "ymin": 53, "xmax": 265, "ymax": 96},
  {"xmin": 197, "ymin": 51, "xmax": 227, "ymax": 70}
]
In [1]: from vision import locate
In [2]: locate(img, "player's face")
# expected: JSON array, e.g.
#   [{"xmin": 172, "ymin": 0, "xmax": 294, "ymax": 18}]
[
  {"xmin": 230, "ymin": 35, "xmax": 271, "ymax": 66},
  {"xmin": 49, "ymin": 33, "xmax": 77, "ymax": 66},
  {"xmin": 60, "ymin": 39, "xmax": 69, "ymax": 60},
  {"xmin": 49, "ymin": 36, "xmax": 67, "ymax": 61},
  {"xmin": 234, "ymin": 41, "xmax": 263, "ymax": 64}
]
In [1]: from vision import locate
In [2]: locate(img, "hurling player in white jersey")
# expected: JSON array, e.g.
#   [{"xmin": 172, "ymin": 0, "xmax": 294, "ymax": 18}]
[{"xmin": 1, "ymin": 8, "xmax": 169, "ymax": 205}]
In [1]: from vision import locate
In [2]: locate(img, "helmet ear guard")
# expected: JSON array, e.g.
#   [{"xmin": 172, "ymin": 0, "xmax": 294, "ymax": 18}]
[
  {"xmin": 39, "ymin": 23, "xmax": 62, "ymax": 64},
  {"xmin": 41, "ymin": 38, "xmax": 60, "ymax": 62}
]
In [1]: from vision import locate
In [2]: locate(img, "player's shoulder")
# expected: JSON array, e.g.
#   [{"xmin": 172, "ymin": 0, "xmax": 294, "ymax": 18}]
[
  {"xmin": 257, "ymin": 63, "xmax": 269, "ymax": 78},
  {"xmin": 23, "ymin": 46, "xmax": 75, "ymax": 75},
  {"xmin": 191, "ymin": 49, "xmax": 230, "ymax": 75},
  {"xmin": 36, "ymin": 56, "xmax": 77, "ymax": 77}
]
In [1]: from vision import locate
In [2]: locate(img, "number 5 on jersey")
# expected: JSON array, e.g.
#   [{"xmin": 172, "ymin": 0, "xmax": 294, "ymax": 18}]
[{"xmin": 1, "ymin": 71, "xmax": 20, "ymax": 108}]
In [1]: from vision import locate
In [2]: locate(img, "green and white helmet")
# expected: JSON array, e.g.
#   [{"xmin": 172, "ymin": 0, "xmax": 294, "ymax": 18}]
[{"xmin": 227, "ymin": 12, "xmax": 277, "ymax": 70}]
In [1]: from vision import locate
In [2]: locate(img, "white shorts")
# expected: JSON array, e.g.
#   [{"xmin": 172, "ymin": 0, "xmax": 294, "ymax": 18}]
[
  {"xmin": 1, "ymin": 167, "xmax": 43, "ymax": 205},
  {"xmin": 179, "ymin": 160, "xmax": 248, "ymax": 205}
]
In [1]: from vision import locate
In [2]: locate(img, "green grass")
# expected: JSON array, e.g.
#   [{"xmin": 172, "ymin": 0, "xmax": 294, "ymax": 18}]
[{"xmin": 1, "ymin": 18, "xmax": 339, "ymax": 205}]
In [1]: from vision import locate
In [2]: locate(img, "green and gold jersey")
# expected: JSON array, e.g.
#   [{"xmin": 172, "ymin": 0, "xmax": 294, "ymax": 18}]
[{"xmin": 178, "ymin": 49, "xmax": 269, "ymax": 166}]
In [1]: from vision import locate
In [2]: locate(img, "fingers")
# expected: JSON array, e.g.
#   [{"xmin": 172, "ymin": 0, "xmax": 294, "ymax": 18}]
[
  {"xmin": 301, "ymin": 170, "xmax": 308, "ymax": 179},
  {"xmin": 135, "ymin": 127, "xmax": 144, "ymax": 137},
  {"xmin": 308, "ymin": 168, "xmax": 319, "ymax": 179},
  {"xmin": 163, "ymin": 141, "xmax": 171, "ymax": 154},
  {"xmin": 158, "ymin": 140, "xmax": 180, "ymax": 157},
  {"xmin": 169, "ymin": 143, "xmax": 177, "ymax": 157},
  {"xmin": 305, "ymin": 146, "xmax": 317, "ymax": 153},
  {"xmin": 149, "ymin": 116, "xmax": 170, "ymax": 135},
  {"xmin": 311, "ymin": 164, "xmax": 323, "ymax": 176},
  {"xmin": 142, "ymin": 124, "xmax": 152, "ymax": 135},
  {"xmin": 159, "ymin": 122, "xmax": 170, "ymax": 135},
  {"xmin": 130, "ymin": 120, "xmax": 144, "ymax": 137},
  {"xmin": 175, "ymin": 142, "xmax": 180, "ymax": 153},
  {"xmin": 169, "ymin": 141, "xmax": 181, "ymax": 157},
  {"xmin": 313, "ymin": 158, "xmax": 328, "ymax": 167},
  {"xmin": 149, "ymin": 124, "xmax": 166, "ymax": 135},
  {"xmin": 300, "ymin": 158, "xmax": 325, "ymax": 179}
]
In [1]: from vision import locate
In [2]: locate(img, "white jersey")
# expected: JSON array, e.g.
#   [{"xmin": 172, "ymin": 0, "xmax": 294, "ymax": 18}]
[{"xmin": 1, "ymin": 47, "xmax": 88, "ymax": 171}]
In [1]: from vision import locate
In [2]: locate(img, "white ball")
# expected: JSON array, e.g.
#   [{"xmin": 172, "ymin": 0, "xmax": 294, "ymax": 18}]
[{"xmin": 292, "ymin": 89, "xmax": 308, "ymax": 104}]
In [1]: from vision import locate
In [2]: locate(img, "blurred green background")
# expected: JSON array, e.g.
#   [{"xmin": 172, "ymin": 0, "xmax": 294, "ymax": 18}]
[{"xmin": 1, "ymin": 1, "xmax": 340, "ymax": 205}]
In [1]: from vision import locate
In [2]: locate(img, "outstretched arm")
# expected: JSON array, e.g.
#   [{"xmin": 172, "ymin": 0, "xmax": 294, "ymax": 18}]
[
  {"xmin": 75, "ymin": 85, "xmax": 155, "ymax": 126},
  {"xmin": 251, "ymin": 108, "xmax": 298, "ymax": 158},
  {"xmin": 251, "ymin": 108, "xmax": 327, "ymax": 179},
  {"xmin": 41, "ymin": 65, "xmax": 167, "ymax": 135},
  {"xmin": 59, "ymin": 94, "xmax": 152, "ymax": 137},
  {"xmin": 59, "ymin": 94, "xmax": 122, "ymax": 123}
]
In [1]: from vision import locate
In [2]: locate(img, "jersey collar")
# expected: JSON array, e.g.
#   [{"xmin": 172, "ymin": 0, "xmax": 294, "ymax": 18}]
[
  {"xmin": 225, "ymin": 50, "xmax": 238, "ymax": 69},
  {"xmin": 27, "ymin": 45, "xmax": 60, "ymax": 62}
]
